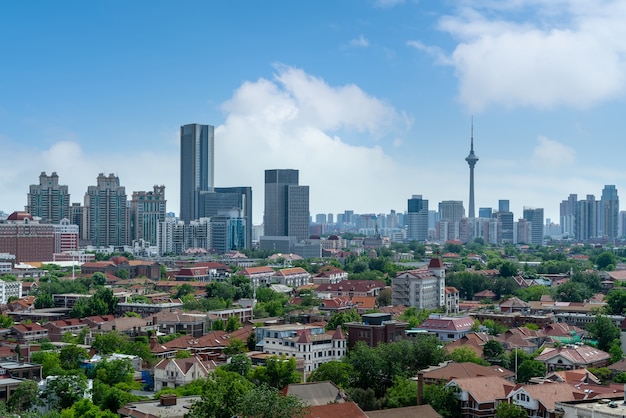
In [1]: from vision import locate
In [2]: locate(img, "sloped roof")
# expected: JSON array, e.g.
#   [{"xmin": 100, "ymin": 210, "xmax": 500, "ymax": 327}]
[
  {"xmin": 304, "ymin": 402, "xmax": 367, "ymax": 418},
  {"xmin": 510, "ymin": 383, "xmax": 584, "ymax": 411},
  {"xmin": 366, "ymin": 404, "xmax": 441, "ymax": 418},
  {"xmin": 535, "ymin": 345, "xmax": 610, "ymax": 365},
  {"xmin": 448, "ymin": 376, "xmax": 515, "ymax": 403},
  {"xmin": 417, "ymin": 316, "xmax": 475, "ymax": 332},
  {"xmin": 283, "ymin": 381, "xmax": 345, "ymax": 406},
  {"xmin": 424, "ymin": 362, "xmax": 514, "ymax": 382}
]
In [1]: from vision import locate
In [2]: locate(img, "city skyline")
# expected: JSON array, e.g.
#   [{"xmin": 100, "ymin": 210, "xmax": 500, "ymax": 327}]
[{"xmin": 3, "ymin": 2, "xmax": 626, "ymax": 223}]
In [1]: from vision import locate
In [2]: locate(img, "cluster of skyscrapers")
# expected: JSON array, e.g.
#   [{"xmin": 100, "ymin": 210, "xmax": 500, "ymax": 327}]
[
  {"xmin": 560, "ymin": 185, "xmax": 620, "ymax": 242},
  {"xmin": 7, "ymin": 121, "xmax": 624, "ymax": 256}
]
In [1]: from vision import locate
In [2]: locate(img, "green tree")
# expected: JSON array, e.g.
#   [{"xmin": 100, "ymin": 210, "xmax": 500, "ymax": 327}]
[
  {"xmin": 34, "ymin": 291, "xmax": 55, "ymax": 309},
  {"xmin": 250, "ymin": 355, "xmax": 301, "ymax": 389},
  {"xmin": 376, "ymin": 288, "xmax": 392, "ymax": 307},
  {"xmin": 92, "ymin": 272, "xmax": 107, "ymax": 286},
  {"xmin": 222, "ymin": 353, "xmax": 252, "ymax": 376},
  {"xmin": 115, "ymin": 269, "xmax": 129, "ymax": 279},
  {"xmin": 224, "ymin": 338, "xmax": 246, "ymax": 356},
  {"xmin": 423, "ymin": 384, "xmax": 461, "ymax": 418},
  {"xmin": 482, "ymin": 319, "xmax": 507, "ymax": 336},
  {"xmin": 30, "ymin": 350, "xmax": 62, "ymax": 377},
  {"xmin": 587, "ymin": 315, "xmax": 621, "ymax": 352},
  {"xmin": 212, "ymin": 319, "xmax": 225, "ymax": 331},
  {"xmin": 516, "ymin": 360, "xmax": 546, "ymax": 383},
  {"xmin": 449, "ymin": 347, "xmax": 487, "ymax": 365},
  {"xmin": 238, "ymin": 385, "xmax": 309, "ymax": 418},
  {"xmin": 61, "ymin": 397, "xmax": 119, "ymax": 418},
  {"xmin": 605, "ymin": 288, "xmax": 626, "ymax": 315},
  {"xmin": 93, "ymin": 358, "xmax": 134, "ymax": 386},
  {"xmin": 225, "ymin": 316, "xmax": 241, "ymax": 332},
  {"xmin": 325, "ymin": 308, "xmax": 361, "ymax": 331},
  {"xmin": 610, "ymin": 339, "xmax": 624, "ymax": 363},
  {"xmin": 496, "ymin": 401, "xmax": 527, "ymax": 418},
  {"xmin": 184, "ymin": 369, "xmax": 254, "ymax": 418},
  {"xmin": 7, "ymin": 380, "xmax": 40, "ymax": 413},
  {"xmin": 0, "ymin": 314, "xmax": 14, "ymax": 328},
  {"xmin": 384, "ymin": 377, "xmax": 417, "ymax": 408},
  {"xmin": 596, "ymin": 251, "xmax": 617, "ymax": 270},
  {"xmin": 399, "ymin": 306, "xmax": 430, "ymax": 328},
  {"xmin": 59, "ymin": 344, "xmax": 89, "ymax": 370},
  {"xmin": 41, "ymin": 374, "xmax": 88, "ymax": 410},
  {"xmin": 175, "ymin": 283, "xmax": 195, "ymax": 299},
  {"xmin": 483, "ymin": 340, "xmax": 505, "ymax": 362},
  {"xmin": 308, "ymin": 361, "xmax": 354, "ymax": 388}
]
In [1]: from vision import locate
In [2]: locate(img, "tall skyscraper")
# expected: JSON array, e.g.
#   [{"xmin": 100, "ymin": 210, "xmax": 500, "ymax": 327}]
[
  {"xmin": 560, "ymin": 193, "xmax": 577, "ymax": 237},
  {"xmin": 407, "ymin": 195, "xmax": 429, "ymax": 242},
  {"xmin": 465, "ymin": 121, "xmax": 479, "ymax": 218},
  {"xmin": 26, "ymin": 172, "xmax": 70, "ymax": 224},
  {"xmin": 576, "ymin": 195, "xmax": 598, "ymax": 241},
  {"xmin": 180, "ymin": 123, "xmax": 215, "ymax": 223},
  {"xmin": 478, "ymin": 208, "xmax": 492, "ymax": 219},
  {"xmin": 498, "ymin": 200, "xmax": 510, "ymax": 213},
  {"xmin": 263, "ymin": 169, "xmax": 309, "ymax": 241},
  {"xmin": 84, "ymin": 173, "xmax": 129, "ymax": 247},
  {"xmin": 200, "ymin": 186, "xmax": 253, "ymax": 249},
  {"xmin": 130, "ymin": 185, "xmax": 166, "ymax": 245},
  {"xmin": 601, "ymin": 185, "xmax": 619, "ymax": 240},
  {"xmin": 438, "ymin": 201, "xmax": 465, "ymax": 241},
  {"xmin": 523, "ymin": 207, "xmax": 544, "ymax": 246}
]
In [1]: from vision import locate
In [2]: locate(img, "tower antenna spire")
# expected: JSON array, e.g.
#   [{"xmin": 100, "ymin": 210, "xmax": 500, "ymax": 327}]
[{"xmin": 471, "ymin": 115, "xmax": 474, "ymax": 152}]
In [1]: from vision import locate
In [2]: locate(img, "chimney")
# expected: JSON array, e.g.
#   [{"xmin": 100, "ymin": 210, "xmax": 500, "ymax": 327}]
[
  {"xmin": 152, "ymin": 316, "xmax": 157, "ymax": 326},
  {"xmin": 417, "ymin": 372, "xmax": 424, "ymax": 405},
  {"xmin": 160, "ymin": 394, "xmax": 177, "ymax": 406}
]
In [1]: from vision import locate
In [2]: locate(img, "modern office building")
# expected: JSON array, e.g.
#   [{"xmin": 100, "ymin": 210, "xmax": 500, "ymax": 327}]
[
  {"xmin": 498, "ymin": 200, "xmax": 510, "ymax": 213},
  {"xmin": 209, "ymin": 210, "xmax": 246, "ymax": 254},
  {"xmin": 576, "ymin": 195, "xmax": 598, "ymax": 241},
  {"xmin": 180, "ymin": 123, "xmax": 214, "ymax": 223},
  {"xmin": 130, "ymin": 186, "xmax": 167, "ymax": 246},
  {"xmin": 465, "ymin": 122, "xmax": 479, "ymax": 218},
  {"xmin": 407, "ymin": 195, "xmax": 429, "ymax": 242},
  {"xmin": 26, "ymin": 172, "xmax": 70, "ymax": 224},
  {"xmin": 438, "ymin": 201, "xmax": 465, "ymax": 240},
  {"xmin": 200, "ymin": 186, "xmax": 252, "ymax": 249},
  {"xmin": 523, "ymin": 207, "xmax": 544, "ymax": 246},
  {"xmin": 601, "ymin": 185, "xmax": 619, "ymax": 240},
  {"xmin": 263, "ymin": 169, "xmax": 309, "ymax": 242},
  {"xmin": 478, "ymin": 208, "xmax": 492, "ymax": 219},
  {"xmin": 560, "ymin": 193, "xmax": 577, "ymax": 237},
  {"xmin": 495, "ymin": 210, "xmax": 514, "ymax": 243},
  {"xmin": 84, "ymin": 173, "xmax": 129, "ymax": 247}
]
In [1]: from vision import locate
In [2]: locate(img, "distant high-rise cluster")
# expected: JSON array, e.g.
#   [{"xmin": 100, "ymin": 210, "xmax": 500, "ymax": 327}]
[{"xmin": 560, "ymin": 185, "xmax": 620, "ymax": 242}]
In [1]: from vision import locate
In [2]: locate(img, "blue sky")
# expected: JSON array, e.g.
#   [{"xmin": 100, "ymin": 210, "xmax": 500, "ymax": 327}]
[{"xmin": 2, "ymin": 0, "xmax": 626, "ymax": 225}]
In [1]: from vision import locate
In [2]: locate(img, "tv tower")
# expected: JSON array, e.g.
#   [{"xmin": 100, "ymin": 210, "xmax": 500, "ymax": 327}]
[{"xmin": 465, "ymin": 119, "xmax": 479, "ymax": 218}]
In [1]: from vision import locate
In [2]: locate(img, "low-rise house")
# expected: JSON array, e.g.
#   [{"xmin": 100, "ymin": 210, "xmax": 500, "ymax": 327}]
[
  {"xmin": 473, "ymin": 289, "xmax": 496, "ymax": 301},
  {"xmin": 535, "ymin": 345, "xmax": 611, "ymax": 371},
  {"xmin": 11, "ymin": 323, "xmax": 48, "ymax": 343},
  {"xmin": 346, "ymin": 313, "xmax": 407, "ymax": 349},
  {"xmin": 446, "ymin": 376, "xmax": 515, "ymax": 418},
  {"xmin": 281, "ymin": 381, "xmax": 346, "ymax": 405},
  {"xmin": 506, "ymin": 382, "xmax": 585, "ymax": 418},
  {"xmin": 422, "ymin": 361, "xmax": 515, "ymax": 385},
  {"xmin": 446, "ymin": 286, "xmax": 460, "ymax": 314},
  {"xmin": 86, "ymin": 315, "xmax": 158, "ymax": 339},
  {"xmin": 319, "ymin": 296, "xmax": 353, "ymax": 312},
  {"xmin": 444, "ymin": 332, "xmax": 490, "ymax": 358},
  {"xmin": 312, "ymin": 267, "xmax": 348, "ymax": 285},
  {"xmin": 351, "ymin": 296, "xmax": 377, "ymax": 313},
  {"xmin": 0, "ymin": 360, "xmax": 42, "ymax": 380},
  {"xmin": 117, "ymin": 300, "xmax": 183, "ymax": 316},
  {"xmin": 153, "ymin": 356, "xmax": 215, "ymax": 391},
  {"xmin": 499, "ymin": 297, "xmax": 531, "ymax": 313},
  {"xmin": 44, "ymin": 318, "xmax": 88, "ymax": 342},
  {"xmin": 274, "ymin": 267, "xmax": 311, "ymax": 287},
  {"xmin": 305, "ymin": 402, "xmax": 368, "ymax": 418},
  {"xmin": 153, "ymin": 310, "xmax": 208, "ymax": 338},
  {"xmin": 414, "ymin": 315, "xmax": 475, "ymax": 342},
  {"xmin": 318, "ymin": 280, "xmax": 386, "ymax": 298},
  {"xmin": 119, "ymin": 395, "xmax": 202, "ymax": 418},
  {"xmin": 241, "ymin": 266, "xmax": 275, "ymax": 287},
  {"xmin": 255, "ymin": 324, "xmax": 346, "ymax": 373}
]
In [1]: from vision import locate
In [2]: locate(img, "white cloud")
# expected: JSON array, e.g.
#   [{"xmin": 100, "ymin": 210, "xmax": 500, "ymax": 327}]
[
  {"xmin": 429, "ymin": 1, "xmax": 626, "ymax": 110},
  {"xmin": 348, "ymin": 35, "xmax": 370, "ymax": 48},
  {"xmin": 532, "ymin": 136, "xmax": 576, "ymax": 168}
]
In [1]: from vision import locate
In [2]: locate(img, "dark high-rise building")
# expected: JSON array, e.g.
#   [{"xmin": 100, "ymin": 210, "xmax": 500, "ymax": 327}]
[
  {"xmin": 478, "ymin": 208, "xmax": 492, "ymax": 219},
  {"xmin": 498, "ymin": 200, "xmax": 510, "ymax": 213},
  {"xmin": 576, "ymin": 195, "xmax": 598, "ymax": 241},
  {"xmin": 407, "ymin": 195, "xmax": 429, "ymax": 242},
  {"xmin": 523, "ymin": 207, "xmax": 544, "ymax": 246},
  {"xmin": 263, "ymin": 169, "xmax": 309, "ymax": 241},
  {"xmin": 200, "ymin": 186, "xmax": 252, "ymax": 249},
  {"xmin": 180, "ymin": 123, "xmax": 214, "ymax": 223},
  {"xmin": 26, "ymin": 172, "xmax": 70, "ymax": 224},
  {"xmin": 601, "ymin": 185, "xmax": 619, "ymax": 240},
  {"xmin": 465, "ymin": 121, "xmax": 479, "ymax": 218}
]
